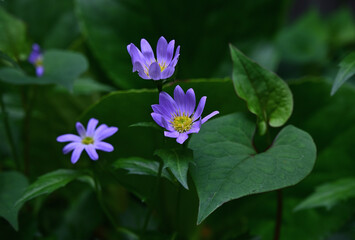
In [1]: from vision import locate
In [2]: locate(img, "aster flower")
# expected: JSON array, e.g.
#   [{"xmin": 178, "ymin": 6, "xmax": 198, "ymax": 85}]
[
  {"xmin": 28, "ymin": 43, "xmax": 44, "ymax": 77},
  {"xmin": 127, "ymin": 36, "xmax": 180, "ymax": 80},
  {"xmin": 151, "ymin": 85, "xmax": 219, "ymax": 144},
  {"xmin": 57, "ymin": 118, "xmax": 118, "ymax": 164}
]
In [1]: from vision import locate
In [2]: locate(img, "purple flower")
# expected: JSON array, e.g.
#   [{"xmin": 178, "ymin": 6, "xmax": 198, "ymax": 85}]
[
  {"xmin": 28, "ymin": 43, "xmax": 44, "ymax": 77},
  {"xmin": 127, "ymin": 36, "xmax": 180, "ymax": 80},
  {"xmin": 57, "ymin": 118, "xmax": 118, "ymax": 164},
  {"xmin": 151, "ymin": 85, "xmax": 219, "ymax": 144}
]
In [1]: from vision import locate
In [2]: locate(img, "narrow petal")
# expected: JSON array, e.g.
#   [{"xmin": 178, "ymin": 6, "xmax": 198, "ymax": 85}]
[
  {"xmin": 170, "ymin": 45, "xmax": 180, "ymax": 67},
  {"xmin": 57, "ymin": 134, "xmax": 81, "ymax": 142},
  {"xmin": 173, "ymin": 85, "xmax": 186, "ymax": 114},
  {"xmin": 187, "ymin": 119, "xmax": 201, "ymax": 134},
  {"xmin": 134, "ymin": 61, "xmax": 150, "ymax": 79},
  {"xmin": 161, "ymin": 66, "xmax": 175, "ymax": 80},
  {"xmin": 141, "ymin": 38, "xmax": 155, "ymax": 63},
  {"xmin": 128, "ymin": 44, "xmax": 145, "ymax": 70},
  {"xmin": 86, "ymin": 118, "xmax": 99, "ymax": 136},
  {"xmin": 193, "ymin": 96, "xmax": 207, "ymax": 120},
  {"xmin": 85, "ymin": 144, "xmax": 99, "ymax": 160},
  {"xmin": 165, "ymin": 40, "xmax": 175, "ymax": 65},
  {"xmin": 164, "ymin": 131, "xmax": 179, "ymax": 138},
  {"xmin": 36, "ymin": 66, "xmax": 44, "ymax": 77},
  {"xmin": 176, "ymin": 133, "xmax": 189, "ymax": 144},
  {"xmin": 95, "ymin": 141, "xmax": 114, "ymax": 152},
  {"xmin": 151, "ymin": 113, "xmax": 164, "ymax": 128},
  {"xmin": 162, "ymin": 117, "xmax": 175, "ymax": 131},
  {"xmin": 152, "ymin": 104, "xmax": 171, "ymax": 119},
  {"xmin": 95, "ymin": 126, "xmax": 118, "ymax": 141},
  {"xmin": 148, "ymin": 62, "xmax": 161, "ymax": 80},
  {"xmin": 157, "ymin": 36, "xmax": 168, "ymax": 64},
  {"xmin": 76, "ymin": 122, "xmax": 86, "ymax": 137},
  {"xmin": 71, "ymin": 144, "xmax": 84, "ymax": 164},
  {"xmin": 202, "ymin": 111, "xmax": 219, "ymax": 124},
  {"xmin": 160, "ymin": 91, "xmax": 178, "ymax": 114},
  {"xmin": 185, "ymin": 88, "xmax": 196, "ymax": 116},
  {"xmin": 63, "ymin": 142, "xmax": 80, "ymax": 154},
  {"xmin": 94, "ymin": 124, "xmax": 108, "ymax": 138}
]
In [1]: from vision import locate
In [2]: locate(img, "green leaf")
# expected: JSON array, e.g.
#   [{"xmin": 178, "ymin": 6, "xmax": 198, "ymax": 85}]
[
  {"xmin": 15, "ymin": 169, "xmax": 85, "ymax": 208},
  {"xmin": 0, "ymin": 50, "xmax": 88, "ymax": 90},
  {"xmin": 189, "ymin": 113, "xmax": 316, "ymax": 224},
  {"xmin": 230, "ymin": 45, "xmax": 293, "ymax": 134},
  {"xmin": 0, "ymin": 171, "xmax": 28, "ymax": 230},
  {"xmin": 129, "ymin": 121, "xmax": 161, "ymax": 130},
  {"xmin": 0, "ymin": 7, "xmax": 27, "ymax": 59},
  {"xmin": 113, "ymin": 157, "xmax": 174, "ymax": 182},
  {"xmin": 295, "ymin": 178, "xmax": 355, "ymax": 211},
  {"xmin": 155, "ymin": 148, "xmax": 193, "ymax": 190},
  {"xmin": 331, "ymin": 52, "xmax": 355, "ymax": 95}
]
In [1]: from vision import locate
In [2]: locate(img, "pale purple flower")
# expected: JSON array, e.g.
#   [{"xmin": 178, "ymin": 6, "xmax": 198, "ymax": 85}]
[
  {"xmin": 57, "ymin": 118, "xmax": 118, "ymax": 164},
  {"xmin": 127, "ymin": 36, "xmax": 180, "ymax": 80},
  {"xmin": 151, "ymin": 85, "xmax": 219, "ymax": 144},
  {"xmin": 28, "ymin": 43, "xmax": 44, "ymax": 77}
]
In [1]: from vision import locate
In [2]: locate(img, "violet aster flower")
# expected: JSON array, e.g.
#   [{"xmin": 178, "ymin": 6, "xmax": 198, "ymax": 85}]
[
  {"xmin": 127, "ymin": 36, "xmax": 180, "ymax": 80},
  {"xmin": 151, "ymin": 85, "xmax": 219, "ymax": 144},
  {"xmin": 57, "ymin": 118, "xmax": 118, "ymax": 164},
  {"xmin": 28, "ymin": 43, "xmax": 44, "ymax": 77}
]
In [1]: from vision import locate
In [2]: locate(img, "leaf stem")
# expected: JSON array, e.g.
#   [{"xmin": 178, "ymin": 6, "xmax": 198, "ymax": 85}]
[
  {"xmin": 0, "ymin": 93, "xmax": 20, "ymax": 169},
  {"xmin": 274, "ymin": 189, "xmax": 283, "ymax": 240}
]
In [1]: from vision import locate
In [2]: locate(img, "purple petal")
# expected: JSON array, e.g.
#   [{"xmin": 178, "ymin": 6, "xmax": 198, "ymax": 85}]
[
  {"xmin": 202, "ymin": 111, "xmax": 219, "ymax": 124},
  {"xmin": 164, "ymin": 131, "xmax": 179, "ymax": 138},
  {"xmin": 71, "ymin": 144, "xmax": 84, "ymax": 164},
  {"xmin": 165, "ymin": 40, "xmax": 175, "ymax": 65},
  {"xmin": 95, "ymin": 141, "xmax": 114, "ymax": 152},
  {"xmin": 174, "ymin": 85, "xmax": 185, "ymax": 114},
  {"xmin": 57, "ymin": 134, "xmax": 81, "ymax": 142},
  {"xmin": 151, "ymin": 113, "xmax": 164, "ymax": 128},
  {"xmin": 36, "ymin": 66, "xmax": 44, "ymax": 77},
  {"xmin": 187, "ymin": 119, "xmax": 201, "ymax": 134},
  {"xmin": 170, "ymin": 45, "xmax": 180, "ymax": 67},
  {"xmin": 94, "ymin": 124, "xmax": 108, "ymax": 138},
  {"xmin": 76, "ymin": 122, "xmax": 86, "ymax": 137},
  {"xmin": 63, "ymin": 142, "xmax": 80, "ymax": 154},
  {"xmin": 151, "ymin": 104, "xmax": 171, "ymax": 119},
  {"xmin": 159, "ymin": 91, "xmax": 178, "ymax": 115},
  {"xmin": 176, "ymin": 133, "xmax": 189, "ymax": 144},
  {"xmin": 193, "ymin": 96, "xmax": 207, "ymax": 120},
  {"xmin": 85, "ymin": 145, "xmax": 99, "ymax": 160},
  {"xmin": 185, "ymin": 88, "xmax": 196, "ymax": 116},
  {"xmin": 157, "ymin": 36, "xmax": 168, "ymax": 64},
  {"xmin": 148, "ymin": 62, "xmax": 161, "ymax": 80},
  {"xmin": 32, "ymin": 43, "xmax": 40, "ymax": 51},
  {"xmin": 162, "ymin": 117, "xmax": 175, "ymax": 131},
  {"xmin": 86, "ymin": 118, "xmax": 99, "ymax": 136},
  {"xmin": 128, "ymin": 44, "xmax": 145, "ymax": 71},
  {"xmin": 95, "ymin": 126, "xmax": 118, "ymax": 141},
  {"xmin": 161, "ymin": 66, "xmax": 175, "ymax": 79},
  {"xmin": 134, "ymin": 62, "xmax": 150, "ymax": 79},
  {"xmin": 141, "ymin": 38, "xmax": 155, "ymax": 63}
]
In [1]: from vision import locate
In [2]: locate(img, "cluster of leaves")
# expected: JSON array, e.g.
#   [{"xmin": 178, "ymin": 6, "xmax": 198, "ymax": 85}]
[{"xmin": 1, "ymin": 0, "xmax": 355, "ymax": 240}]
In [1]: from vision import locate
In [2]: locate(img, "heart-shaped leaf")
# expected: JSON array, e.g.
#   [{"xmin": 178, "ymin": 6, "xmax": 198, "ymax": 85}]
[
  {"xmin": 0, "ymin": 171, "xmax": 28, "ymax": 230},
  {"xmin": 189, "ymin": 113, "xmax": 316, "ymax": 224},
  {"xmin": 155, "ymin": 148, "xmax": 193, "ymax": 190},
  {"xmin": 230, "ymin": 45, "xmax": 293, "ymax": 134}
]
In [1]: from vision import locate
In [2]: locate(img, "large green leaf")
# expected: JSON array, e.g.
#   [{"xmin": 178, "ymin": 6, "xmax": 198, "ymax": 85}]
[
  {"xmin": 295, "ymin": 178, "xmax": 355, "ymax": 211},
  {"xmin": 0, "ymin": 7, "xmax": 27, "ymax": 59},
  {"xmin": 0, "ymin": 50, "xmax": 88, "ymax": 90},
  {"xmin": 331, "ymin": 52, "xmax": 355, "ymax": 95},
  {"xmin": 0, "ymin": 171, "xmax": 28, "ymax": 230},
  {"xmin": 15, "ymin": 169, "xmax": 85, "ymax": 208},
  {"xmin": 155, "ymin": 148, "xmax": 193, "ymax": 190},
  {"xmin": 230, "ymin": 45, "xmax": 293, "ymax": 134},
  {"xmin": 76, "ymin": 0, "xmax": 287, "ymax": 88},
  {"xmin": 189, "ymin": 113, "xmax": 316, "ymax": 224}
]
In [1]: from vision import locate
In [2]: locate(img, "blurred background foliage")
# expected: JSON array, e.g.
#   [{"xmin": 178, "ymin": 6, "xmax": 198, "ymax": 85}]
[{"xmin": 1, "ymin": 0, "xmax": 355, "ymax": 239}]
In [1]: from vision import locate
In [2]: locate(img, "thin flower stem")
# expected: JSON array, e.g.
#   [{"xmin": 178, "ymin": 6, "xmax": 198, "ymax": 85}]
[
  {"xmin": 274, "ymin": 189, "xmax": 283, "ymax": 240},
  {"xmin": 142, "ymin": 159, "xmax": 163, "ymax": 234},
  {"xmin": 156, "ymin": 81, "xmax": 163, "ymax": 93},
  {"xmin": 0, "ymin": 93, "xmax": 20, "ymax": 169},
  {"xmin": 175, "ymin": 185, "xmax": 181, "ymax": 231}
]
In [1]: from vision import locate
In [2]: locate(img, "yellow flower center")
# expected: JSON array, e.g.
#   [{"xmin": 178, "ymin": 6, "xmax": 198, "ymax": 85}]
[
  {"xmin": 82, "ymin": 136, "xmax": 94, "ymax": 145},
  {"xmin": 159, "ymin": 62, "xmax": 167, "ymax": 72},
  {"xmin": 171, "ymin": 114, "xmax": 193, "ymax": 133},
  {"xmin": 35, "ymin": 58, "xmax": 43, "ymax": 67}
]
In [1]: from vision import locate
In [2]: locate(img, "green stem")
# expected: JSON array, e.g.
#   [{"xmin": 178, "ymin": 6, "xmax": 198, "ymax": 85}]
[
  {"xmin": 142, "ymin": 159, "xmax": 163, "ymax": 234},
  {"xmin": 156, "ymin": 81, "xmax": 163, "ymax": 93},
  {"xmin": 0, "ymin": 93, "xmax": 20, "ymax": 169},
  {"xmin": 274, "ymin": 189, "xmax": 283, "ymax": 240},
  {"xmin": 175, "ymin": 185, "xmax": 181, "ymax": 231}
]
